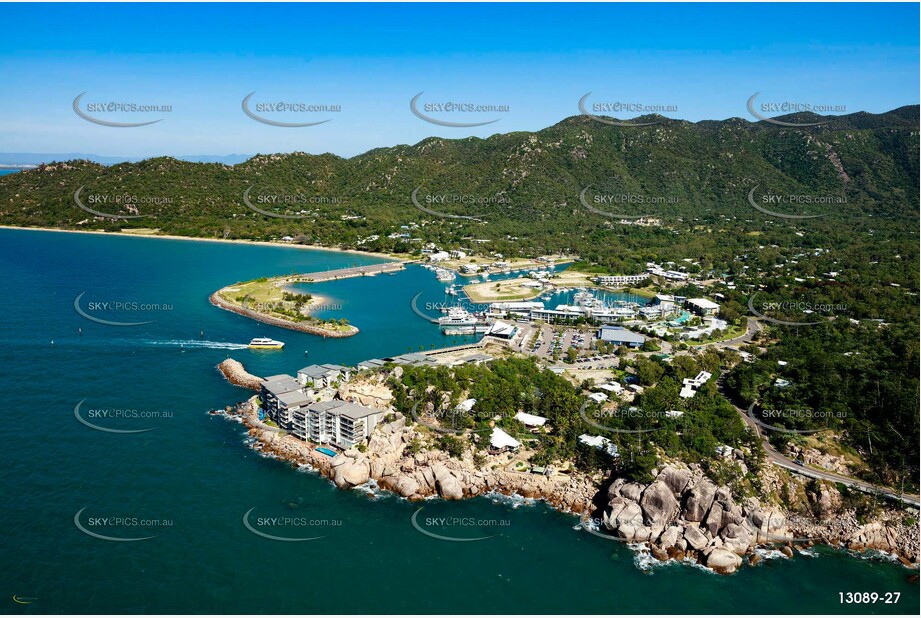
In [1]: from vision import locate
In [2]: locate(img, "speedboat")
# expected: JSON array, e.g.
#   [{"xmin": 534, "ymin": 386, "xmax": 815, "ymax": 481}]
[{"xmin": 248, "ymin": 337, "xmax": 285, "ymax": 349}]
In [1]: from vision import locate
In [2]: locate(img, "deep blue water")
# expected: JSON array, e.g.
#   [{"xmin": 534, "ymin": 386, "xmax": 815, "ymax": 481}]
[{"xmin": 0, "ymin": 228, "xmax": 917, "ymax": 615}]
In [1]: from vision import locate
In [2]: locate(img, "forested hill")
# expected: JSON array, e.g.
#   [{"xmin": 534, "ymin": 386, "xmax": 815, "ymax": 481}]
[
  {"xmin": 0, "ymin": 105, "xmax": 917, "ymax": 268},
  {"xmin": 1, "ymin": 105, "xmax": 918, "ymax": 488}
]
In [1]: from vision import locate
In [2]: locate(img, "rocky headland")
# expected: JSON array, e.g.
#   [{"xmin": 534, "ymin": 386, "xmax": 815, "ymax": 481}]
[{"xmin": 214, "ymin": 361, "xmax": 919, "ymax": 574}]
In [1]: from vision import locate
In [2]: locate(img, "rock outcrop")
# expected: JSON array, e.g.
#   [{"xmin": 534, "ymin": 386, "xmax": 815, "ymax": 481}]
[
  {"xmin": 218, "ymin": 394, "xmax": 920, "ymax": 575},
  {"xmin": 218, "ymin": 358, "xmax": 263, "ymax": 391},
  {"xmin": 602, "ymin": 463, "xmax": 919, "ymax": 574}
]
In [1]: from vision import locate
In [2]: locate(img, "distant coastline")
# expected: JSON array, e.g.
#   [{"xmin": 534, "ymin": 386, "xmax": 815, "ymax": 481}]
[{"xmin": 0, "ymin": 224, "xmax": 403, "ymax": 261}]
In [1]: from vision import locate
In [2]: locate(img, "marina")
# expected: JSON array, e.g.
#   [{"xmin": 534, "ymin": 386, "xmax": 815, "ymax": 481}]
[{"xmin": 0, "ymin": 227, "xmax": 916, "ymax": 614}]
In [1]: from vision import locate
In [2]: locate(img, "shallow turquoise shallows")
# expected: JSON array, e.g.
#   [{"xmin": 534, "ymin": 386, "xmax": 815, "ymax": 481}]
[{"xmin": 0, "ymin": 228, "xmax": 917, "ymax": 615}]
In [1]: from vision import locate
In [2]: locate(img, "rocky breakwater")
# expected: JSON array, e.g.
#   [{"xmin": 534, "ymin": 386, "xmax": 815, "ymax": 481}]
[
  {"xmin": 602, "ymin": 464, "xmax": 919, "ymax": 573},
  {"xmin": 218, "ymin": 358, "xmax": 263, "ymax": 391},
  {"xmin": 209, "ymin": 290, "xmax": 358, "ymax": 338}
]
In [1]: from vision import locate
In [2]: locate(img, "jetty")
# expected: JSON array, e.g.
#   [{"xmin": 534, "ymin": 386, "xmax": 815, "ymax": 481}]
[{"xmin": 281, "ymin": 261, "xmax": 406, "ymax": 285}]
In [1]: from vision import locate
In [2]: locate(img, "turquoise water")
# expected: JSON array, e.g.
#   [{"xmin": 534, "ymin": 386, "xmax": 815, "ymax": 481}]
[
  {"xmin": 316, "ymin": 447, "xmax": 337, "ymax": 457},
  {"xmin": 0, "ymin": 227, "xmax": 917, "ymax": 614}
]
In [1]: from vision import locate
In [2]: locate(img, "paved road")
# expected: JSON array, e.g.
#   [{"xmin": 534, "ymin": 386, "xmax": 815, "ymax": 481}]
[
  {"xmin": 711, "ymin": 316, "xmax": 763, "ymax": 350},
  {"xmin": 726, "ymin": 386, "xmax": 920, "ymax": 507}
]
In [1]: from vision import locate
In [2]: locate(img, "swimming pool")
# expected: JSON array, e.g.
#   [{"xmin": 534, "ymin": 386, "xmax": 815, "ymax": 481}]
[{"xmin": 316, "ymin": 447, "xmax": 337, "ymax": 457}]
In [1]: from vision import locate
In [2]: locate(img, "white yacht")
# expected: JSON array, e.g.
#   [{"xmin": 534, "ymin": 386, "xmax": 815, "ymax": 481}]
[
  {"xmin": 248, "ymin": 337, "xmax": 285, "ymax": 349},
  {"xmin": 438, "ymin": 307, "xmax": 479, "ymax": 327}
]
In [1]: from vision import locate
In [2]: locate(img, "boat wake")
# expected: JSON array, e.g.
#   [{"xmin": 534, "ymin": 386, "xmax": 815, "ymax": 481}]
[{"xmin": 143, "ymin": 339, "xmax": 250, "ymax": 350}]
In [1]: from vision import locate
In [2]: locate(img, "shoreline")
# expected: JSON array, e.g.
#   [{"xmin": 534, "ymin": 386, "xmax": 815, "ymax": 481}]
[
  {"xmin": 0, "ymin": 224, "xmax": 404, "ymax": 262},
  {"xmin": 215, "ymin": 358, "xmax": 919, "ymax": 574},
  {"xmin": 210, "ymin": 290, "xmax": 359, "ymax": 338}
]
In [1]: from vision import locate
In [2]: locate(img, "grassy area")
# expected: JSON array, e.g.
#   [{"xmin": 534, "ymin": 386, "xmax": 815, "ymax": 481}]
[
  {"xmin": 218, "ymin": 276, "xmax": 356, "ymax": 334},
  {"xmin": 689, "ymin": 324, "xmax": 747, "ymax": 346},
  {"xmin": 463, "ymin": 280, "xmax": 542, "ymax": 302},
  {"xmin": 626, "ymin": 287, "xmax": 658, "ymax": 299}
]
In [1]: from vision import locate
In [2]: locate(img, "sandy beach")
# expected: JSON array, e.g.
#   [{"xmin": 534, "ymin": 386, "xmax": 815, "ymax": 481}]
[{"xmin": 0, "ymin": 224, "xmax": 405, "ymax": 262}]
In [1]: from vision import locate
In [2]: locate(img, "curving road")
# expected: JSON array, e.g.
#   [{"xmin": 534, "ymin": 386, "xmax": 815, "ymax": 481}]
[{"xmin": 729, "ymin": 393, "xmax": 919, "ymax": 507}]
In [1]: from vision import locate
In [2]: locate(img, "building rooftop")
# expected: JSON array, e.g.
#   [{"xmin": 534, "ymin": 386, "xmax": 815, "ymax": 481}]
[
  {"xmin": 261, "ymin": 375, "xmax": 302, "ymax": 395},
  {"xmin": 514, "ymin": 411, "xmax": 547, "ymax": 427},
  {"xmin": 277, "ymin": 390, "xmax": 312, "ymax": 407},
  {"xmin": 490, "ymin": 427, "xmax": 521, "ymax": 449},
  {"xmin": 298, "ymin": 365, "xmax": 334, "ymax": 379},
  {"xmin": 336, "ymin": 402, "xmax": 382, "ymax": 421},
  {"xmin": 597, "ymin": 325, "xmax": 646, "ymax": 344},
  {"xmin": 688, "ymin": 298, "xmax": 720, "ymax": 310}
]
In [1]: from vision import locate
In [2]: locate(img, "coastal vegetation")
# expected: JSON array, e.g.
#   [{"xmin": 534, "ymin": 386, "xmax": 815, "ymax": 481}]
[
  {"xmin": 388, "ymin": 354, "xmax": 762, "ymax": 492},
  {"xmin": 2, "ymin": 107, "xmax": 918, "ymax": 490},
  {"xmin": 213, "ymin": 276, "xmax": 357, "ymax": 336}
]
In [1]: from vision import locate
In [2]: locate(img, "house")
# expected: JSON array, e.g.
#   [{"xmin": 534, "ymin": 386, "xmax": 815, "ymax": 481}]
[
  {"xmin": 357, "ymin": 358, "xmax": 386, "ymax": 371},
  {"xmin": 514, "ymin": 411, "xmax": 548, "ymax": 429},
  {"xmin": 596, "ymin": 325, "xmax": 646, "ymax": 348},
  {"xmin": 685, "ymin": 371, "xmax": 712, "ymax": 388},
  {"xmin": 686, "ymin": 298, "xmax": 720, "ymax": 317},
  {"xmin": 297, "ymin": 364, "xmax": 351, "ymax": 388},
  {"xmin": 596, "ymin": 382, "xmax": 623, "ymax": 395},
  {"xmin": 679, "ymin": 371, "xmax": 712, "ymax": 399},
  {"xmin": 578, "ymin": 434, "xmax": 620, "ymax": 458},
  {"xmin": 489, "ymin": 427, "xmax": 521, "ymax": 454},
  {"xmin": 456, "ymin": 398, "xmax": 477, "ymax": 413},
  {"xmin": 715, "ymin": 445, "xmax": 734, "ymax": 459},
  {"xmin": 587, "ymin": 392, "xmax": 608, "ymax": 403}
]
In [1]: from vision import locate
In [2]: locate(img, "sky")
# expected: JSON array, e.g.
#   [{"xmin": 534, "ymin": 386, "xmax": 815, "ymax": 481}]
[{"xmin": 0, "ymin": 2, "xmax": 918, "ymax": 159}]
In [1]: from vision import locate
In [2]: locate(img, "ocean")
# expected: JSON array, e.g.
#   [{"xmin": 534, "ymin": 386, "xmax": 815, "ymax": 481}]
[{"xmin": 0, "ymin": 227, "xmax": 916, "ymax": 614}]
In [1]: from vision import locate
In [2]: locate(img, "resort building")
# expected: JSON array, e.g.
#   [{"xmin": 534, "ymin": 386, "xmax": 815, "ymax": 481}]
[
  {"xmin": 594, "ymin": 274, "xmax": 648, "ymax": 286},
  {"xmin": 297, "ymin": 364, "xmax": 351, "ymax": 388},
  {"xmin": 486, "ymin": 321, "xmax": 517, "ymax": 339},
  {"xmin": 530, "ymin": 304, "xmax": 636, "ymax": 324},
  {"xmin": 427, "ymin": 251, "xmax": 451, "ymax": 262},
  {"xmin": 291, "ymin": 400, "xmax": 384, "ymax": 450},
  {"xmin": 260, "ymin": 374, "xmax": 304, "ymax": 425},
  {"xmin": 489, "ymin": 301, "xmax": 544, "ymax": 316},
  {"xmin": 274, "ymin": 389, "xmax": 313, "ymax": 430},
  {"xmin": 596, "ymin": 325, "xmax": 647, "ymax": 348},
  {"xmin": 686, "ymin": 298, "xmax": 720, "ymax": 316}
]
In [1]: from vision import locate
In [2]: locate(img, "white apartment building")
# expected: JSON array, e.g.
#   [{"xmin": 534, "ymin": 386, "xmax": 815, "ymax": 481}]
[{"xmin": 291, "ymin": 400, "xmax": 384, "ymax": 450}]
